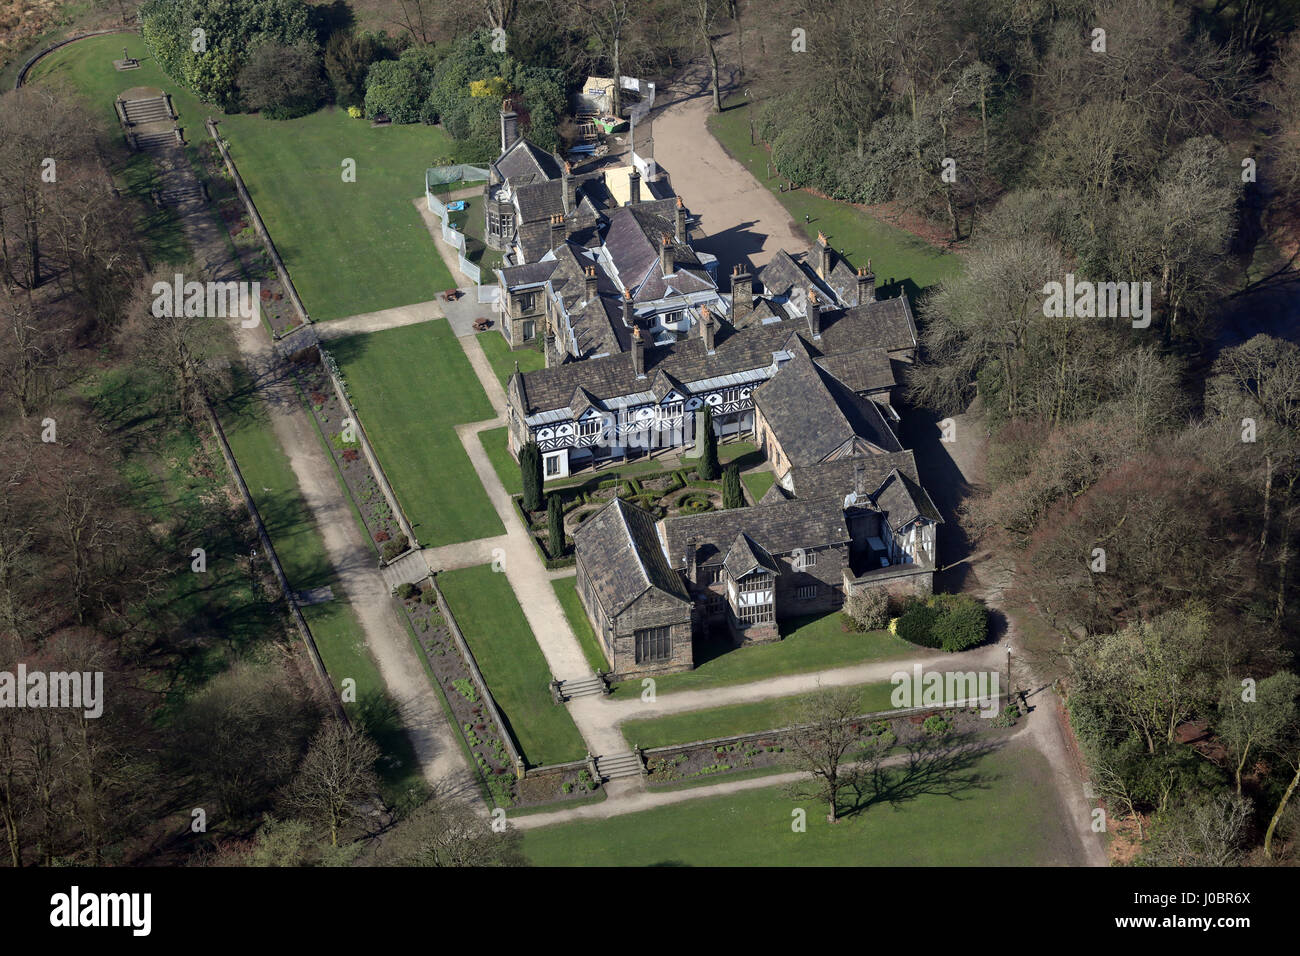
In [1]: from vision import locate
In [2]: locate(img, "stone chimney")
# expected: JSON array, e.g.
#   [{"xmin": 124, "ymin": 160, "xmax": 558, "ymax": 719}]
[
  {"xmin": 858, "ymin": 259, "xmax": 876, "ymax": 303},
  {"xmin": 701, "ymin": 305, "xmax": 716, "ymax": 353},
  {"xmin": 500, "ymin": 100, "xmax": 519, "ymax": 153},
  {"xmin": 562, "ymin": 161, "xmax": 574, "ymax": 216},
  {"xmin": 816, "ymin": 232, "xmax": 832, "ymax": 279},
  {"xmin": 807, "ymin": 289, "xmax": 822, "ymax": 339},
  {"xmin": 686, "ymin": 535, "xmax": 699, "ymax": 583},
  {"xmin": 550, "ymin": 214, "xmax": 566, "ymax": 248},
  {"xmin": 731, "ymin": 264, "xmax": 753, "ymax": 319},
  {"xmin": 631, "ymin": 324, "xmax": 646, "ymax": 379},
  {"xmin": 660, "ymin": 236, "xmax": 673, "ymax": 276},
  {"xmin": 674, "ymin": 197, "xmax": 687, "ymax": 243},
  {"xmin": 585, "ymin": 265, "xmax": 599, "ymax": 302},
  {"xmin": 627, "ymin": 168, "xmax": 641, "ymax": 205}
]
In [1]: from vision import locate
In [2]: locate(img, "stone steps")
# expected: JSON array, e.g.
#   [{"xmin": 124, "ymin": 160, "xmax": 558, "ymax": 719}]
[
  {"xmin": 557, "ymin": 675, "xmax": 606, "ymax": 699},
  {"xmin": 595, "ymin": 752, "xmax": 642, "ymax": 780},
  {"xmin": 158, "ymin": 183, "xmax": 206, "ymax": 205},
  {"xmin": 133, "ymin": 129, "xmax": 180, "ymax": 151},
  {"xmin": 381, "ymin": 550, "xmax": 429, "ymax": 592},
  {"xmin": 121, "ymin": 97, "xmax": 173, "ymax": 124}
]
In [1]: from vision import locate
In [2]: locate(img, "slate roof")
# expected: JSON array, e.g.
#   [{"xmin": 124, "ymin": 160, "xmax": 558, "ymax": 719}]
[
  {"xmin": 603, "ymin": 202, "xmax": 713, "ymax": 302},
  {"xmin": 873, "ymin": 469, "xmax": 944, "ymax": 528},
  {"xmin": 514, "ymin": 307, "xmax": 902, "ymax": 418},
  {"xmin": 514, "ymin": 180, "xmax": 566, "ymax": 221},
  {"xmin": 574, "ymin": 498, "xmax": 690, "ymax": 616},
  {"xmin": 758, "ymin": 482, "xmax": 794, "ymax": 504},
  {"xmin": 813, "ymin": 348, "xmax": 894, "ymax": 395},
  {"xmin": 494, "ymin": 137, "xmax": 563, "ymax": 185},
  {"xmin": 752, "ymin": 348, "xmax": 902, "ymax": 467},
  {"xmin": 785, "ymin": 449, "xmax": 922, "ymax": 500},
  {"xmin": 722, "ymin": 532, "xmax": 781, "ymax": 579},
  {"xmin": 659, "ymin": 495, "xmax": 850, "ymax": 571}
]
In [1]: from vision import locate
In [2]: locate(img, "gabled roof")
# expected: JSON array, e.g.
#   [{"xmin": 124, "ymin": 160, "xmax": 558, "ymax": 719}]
[
  {"xmin": 602, "ymin": 202, "xmax": 713, "ymax": 302},
  {"xmin": 515, "ymin": 305, "xmax": 900, "ymax": 417},
  {"xmin": 659, "ymin": 495, "xmax": 850, "ymax": 571},
  {"xmin": 813, "ymin": 348, "xmax": 894, "ymax": 395},
  {"xmin": 873, "ymin": 469, "xmax": 944, "ymax": 529},
  {"xmin": 494, "ymin": 137, "xmax": 563, "ymax": 185},
  {"xmin": 758, "ymin": 482, "xmax": 794, "ymax": 504},
  {"xmin": 722, "ymin": 532, "xmax": 780, "ymax": 579},
  {"xmin": 752, "ymin": 348, "xmax": 902, "ymax": 467},
  {"xmin": 785, "ymin": 449, "xmax": 923, "ymax": 501},
  {"xmin": 514, "ymin": 180, "xmax": 566, "ymax": 221},
  {"xmin": 574, "ymin": 498, "xmax": 690, "ymax": 616}
]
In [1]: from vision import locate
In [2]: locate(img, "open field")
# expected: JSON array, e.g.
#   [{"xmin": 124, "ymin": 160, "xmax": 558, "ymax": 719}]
[
  {"xmin": 439, "ymin": 565, "xmax": 587, "ymax": 767},
  {"xmin": 29, "ymin": 33, "xmax": 455, "ymax": 321},
  {"xmin": 522, "ymin": 739, "xmax": 1075, "ymax": 865},
  {"xmin": 330, "ymin": 322, "xmax": 503, "ymax": 547}
]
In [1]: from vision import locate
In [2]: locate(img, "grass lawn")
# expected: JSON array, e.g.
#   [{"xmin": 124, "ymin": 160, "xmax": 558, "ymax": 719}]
[
  {"xmin": 614, "ymin": 611, "xmax": 916, "ymax": 697},
  {"xmin": 439, "ymin": 564, "xmax": 587, "ymax": 766},
  {"xmin": 329, "ymin": 322, "xmax": 504, "ymax": 547},
  {"xmin": 478, "ymin": 425, "xmax": 522, "ymax": 496},
  {"xmin": 708, "ymin": 96, "xmax": 962, "ymax": 300},
  {"xmin": 216, "ymin": 372, "xmax": 422, "ymax": 799},
  {"xmin": 29, "ymin": 33, "xmax": 456, "ymax": 321},
  {"xmin": 551, "ymin": 576, "xmax": 610, "ymax": 673},
  {"xmin": 522, "ymin": 739, "xmax": 1074, "ymax": 865},
  {"xmin": 742, "ymin": 470, "xmax": 775, "ymax": 502},
  {"xmin": 448, "ymin": 196, "xmax": 505, "ymax": 275},
  {"xmin": 477, "ymin": 331, "xmax": 546, "ymax": 388},
  {"xmin": 620, "ymin": 682, "xmax": 904, "ymax": 749}
]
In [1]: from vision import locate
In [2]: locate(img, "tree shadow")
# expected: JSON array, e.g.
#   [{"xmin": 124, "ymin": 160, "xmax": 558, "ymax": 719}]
[{"xmin": 840, "ymin": 733, "xmax": 997, "ymax": 820}]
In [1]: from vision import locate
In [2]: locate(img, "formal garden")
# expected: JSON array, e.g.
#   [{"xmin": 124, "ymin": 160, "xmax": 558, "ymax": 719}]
[{"xmin": 393, "ymin": 576, "xmax": 600, "ymax": 810}]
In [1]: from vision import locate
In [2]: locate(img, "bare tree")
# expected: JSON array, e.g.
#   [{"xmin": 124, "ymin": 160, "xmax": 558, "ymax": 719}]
[
  {"xmin": 784, "ymin": 686, "xmax": 865, "ymax": 823},
  {"xmin": 376, "ymin": 795, "xmax": 524, "ymax": 867},
  {"xmin": 284, "ymin": 721, "xmax": 381, "ymax": 847}
]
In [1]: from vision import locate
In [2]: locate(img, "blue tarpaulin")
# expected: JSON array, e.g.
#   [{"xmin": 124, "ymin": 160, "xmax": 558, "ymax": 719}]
[{"xmin": 447, "ymin": 200, "xmax": 467, "ymax": 212}]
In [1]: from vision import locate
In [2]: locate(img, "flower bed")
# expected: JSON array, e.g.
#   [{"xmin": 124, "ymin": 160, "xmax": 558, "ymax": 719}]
[
  {"xmin": 396, "ymin": 581, "xmax": 601, "ymax": 809},
  {"xmin": 293, "ymin": 362, "xmax": 401, "ymax": 554}
]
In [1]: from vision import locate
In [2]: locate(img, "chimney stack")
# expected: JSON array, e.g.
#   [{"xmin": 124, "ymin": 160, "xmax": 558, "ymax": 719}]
[
  {"xmin": 660, "ymin": 236, "xmax": 673, "ymax": 276},
  {"xmin": 500, "ymin": 100, "xmax": 519, "ymax": 153},
  {"xmin": 731, "ymin": 264, "xmax": 753, "ymax": 320},
  {"xmin": 858, "ymin": 259, "xmax": 876, "ymax": 303},
  {"xmin": 622, "ymin": 288, "xmax": 634, "ymax": 328},
  {"xmin": 631, "ymin": 324, "xmax": 646, "ymax": 379},
  {"xmin": 701, "ymin": 305, "xmax": 716, "ymax": 353},
  {"xmin": 562, "ymin": 160, "xmax": 574, "ymax": 216},
  {"xmin": 585, "ymin": 265, "xmax": 598, "ymax": 302},
  {"xmin": 686, "ymin": 535, "xmax": 699, "ymax": 583},
  {"xmin": 627, "ymin": 168, "xmax": 641, "ymax": 205},
  {"xmin": 816, "ymin": 231, "xmax": 832, "ymax": 279},
  {"xmin": 550, "ymin": 213, "xmax": 566, "ymax": 248},
  {"xmin": 807, "ymin": 289, "xmax": 822, "ymax": 339},
  {"xmin": 674, "ymin": 197, "xmax": 687, "ymax": 243}
]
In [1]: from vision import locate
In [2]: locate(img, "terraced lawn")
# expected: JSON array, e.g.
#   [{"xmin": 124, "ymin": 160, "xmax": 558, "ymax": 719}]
[
  {"xmin": 613, "ymin": 611, "xmax": 916, "ymax": 697},
  {"xmin": 477, "ymin": 331, "xmax": 546, "ymax": 388},
  {"xmin": 329, "ymin": 322, "xmax": 503, "ymax": 547},
  {"xmin": 29, "ymin": 33, "xmax": 456, "ymax": 321},
  {"xmin": 439, "ymin": 565, "xmax": 587, "ymax": 767},
  {"xmin": 620, "ymin": 682, "xmax": 904, "ymax": 749},
  {"xmin": 708, "ymin": 96, "xmax": 962, "ymax": 301},
  {"xmin": 523, "ymin": 739, "xmax": 1075, "ymax": 866},
  {"xmin": 551, "ymin": 576, "xmax": 609, "ymax": 673}
]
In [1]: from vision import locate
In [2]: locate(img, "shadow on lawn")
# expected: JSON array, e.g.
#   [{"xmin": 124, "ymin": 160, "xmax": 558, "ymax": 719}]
[{"xmin": 837, "ymin": 733, "xmax": 997, "ymax": 820}]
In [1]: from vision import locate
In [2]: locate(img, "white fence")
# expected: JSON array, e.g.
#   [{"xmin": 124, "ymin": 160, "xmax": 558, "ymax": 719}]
[{"xmin": 425, "ymin": 164, "xmax": 491, "ymax": 286}]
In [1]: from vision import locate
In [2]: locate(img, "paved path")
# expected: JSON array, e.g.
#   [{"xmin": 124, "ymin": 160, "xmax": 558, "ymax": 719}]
[
  {"xmin": 318, "ymin": 299, "xmax": 444, "ymax": 340},
  {"xmin": 162, "ymin": 144, "xmax": 472, "ymax": 796},
  {"xmin": 592, "ymin": 644, "xmax": 1008, "ymax": 735},
  {"xmin": 648, "ymin": 55, "xmax": 808, "ymax": 274}
]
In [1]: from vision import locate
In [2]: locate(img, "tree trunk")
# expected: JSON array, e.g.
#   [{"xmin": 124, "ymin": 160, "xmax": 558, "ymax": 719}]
[
  {"xmin": 1264, "ymin": 760, "xmax": 1300, "ymax": 860},
  {"xmin": 1260, "ymin": 455, "xmax": 1273, "ymax": 559},
  {"xmin": 708, "ymin": 41, "xmax": 722, "ymax": 113}
]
